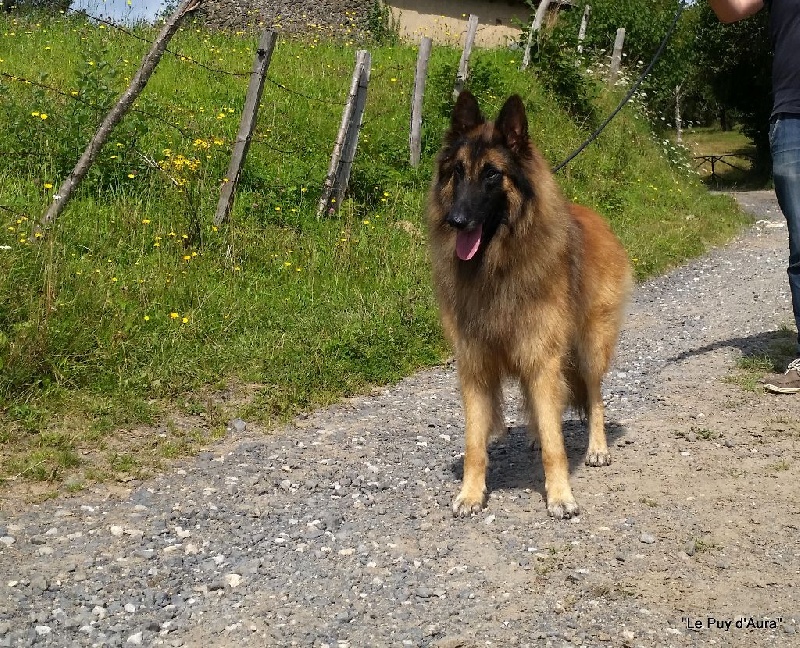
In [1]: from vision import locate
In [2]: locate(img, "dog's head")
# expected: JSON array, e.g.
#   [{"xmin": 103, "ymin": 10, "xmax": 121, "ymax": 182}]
[{"xmin": 434, "ymin": 91, "xmax": 537, "ymax": 262}]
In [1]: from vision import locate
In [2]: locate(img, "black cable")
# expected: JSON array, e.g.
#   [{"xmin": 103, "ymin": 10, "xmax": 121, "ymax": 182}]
[{"xmin": 552, "ymin": 1, "xmax": 687, "ymax": 173}]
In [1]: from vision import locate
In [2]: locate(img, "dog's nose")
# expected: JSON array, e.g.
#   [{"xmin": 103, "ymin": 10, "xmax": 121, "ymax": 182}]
[{"xmin": 446, "ymin": 208, "xmax": 469, "ymax": 229}]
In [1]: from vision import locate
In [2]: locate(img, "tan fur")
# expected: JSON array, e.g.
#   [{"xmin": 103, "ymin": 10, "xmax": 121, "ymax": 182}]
[{"xmin": 427, "ymin": 97, "xmax": 632, "ymax": 519}]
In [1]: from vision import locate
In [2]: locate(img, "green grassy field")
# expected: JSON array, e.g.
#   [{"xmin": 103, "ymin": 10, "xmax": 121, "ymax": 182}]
[
  {"xmin": 680, "ymin": 126, "xmax": 762, "ymax": 189},
  {"xmin": 0, "ymin": 11, "xmax": 748, "ymax": 494}
]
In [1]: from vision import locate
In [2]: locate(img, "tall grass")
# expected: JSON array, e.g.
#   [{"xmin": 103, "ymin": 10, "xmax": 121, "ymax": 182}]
[{"xmin": 0, "ymin": 11, "xmax": 747, "ymax": 487}]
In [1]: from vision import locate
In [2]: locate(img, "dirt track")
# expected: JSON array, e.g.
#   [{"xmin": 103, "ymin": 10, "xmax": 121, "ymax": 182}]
[{"xmin": 0, "ymin": 190, "xmax": 798, "ymax": 647}]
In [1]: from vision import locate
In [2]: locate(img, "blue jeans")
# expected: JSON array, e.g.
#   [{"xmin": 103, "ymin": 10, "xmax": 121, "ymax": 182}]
[{"xmin": 770, "ymin": 114, "xmax": 800, "ymax": 354}]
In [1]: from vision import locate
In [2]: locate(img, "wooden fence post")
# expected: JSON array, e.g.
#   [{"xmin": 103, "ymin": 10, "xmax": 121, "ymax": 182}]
[
  {"xmin": 410, "ymin": 36, "xmax": 432, "ymax": 168},
  {"xmin": 452, "ymin": 14, "xmax": 479, "ymax": 100},
  {"xmin": 317, "ymin": 50, "xmax": 371, "ymax": 217},
  {"xmin": 521, "ymin": 0, "xmax": 551, "ymax": 70},
  {"xmin": 577, "ymin": 4, "xmax": 591, "ymax": 54},
  {"xmin": 214, "ymin": 29, "xmax": 277, "ymax": 227},
  {"xmin": 675, "ymin": 84, "xmax": 683, "ymax": 144},
  {"xmin": 36, "ymin": 0, "xmax": 201, "ymax": 236},
  {"xmin": 608, "ymin": 27, "xmax": 626, "ymax": 84}
]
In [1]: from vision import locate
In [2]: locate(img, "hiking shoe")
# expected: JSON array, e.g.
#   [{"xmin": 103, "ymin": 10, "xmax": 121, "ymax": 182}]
[{"xmin": 763, "ymin": 358, "xmax": 800, "ymax": 394}]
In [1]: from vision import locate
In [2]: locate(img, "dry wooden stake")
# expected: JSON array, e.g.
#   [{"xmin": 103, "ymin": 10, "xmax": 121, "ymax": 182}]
[
  {"xmin": 577, "ymin": 4, "xmax": 591, "ymax": 54},
  {"xmin": 521, "ymin": 0, "xmax": 551, "ymax": 70},
  {"xmin": 410, "ymin": 36, "xmax": 432, "ymax": 167},
  {"xmin": 317, "ymin": 50, "xmax": 371, "ymax": 217},
  {"xmin": 453, "ymin": 14, "xmax": 479, "ymax": 100},
  {"xmin": 214, "ymin": 30, "xmax": 277, "ymax": 227},
  {"xmin": 36, "ymin": 0, "xmax": 202, "ymax": 237},
  {"xmin": 609, "ymin": 27, "xmax": 626, "ymax": 84}
]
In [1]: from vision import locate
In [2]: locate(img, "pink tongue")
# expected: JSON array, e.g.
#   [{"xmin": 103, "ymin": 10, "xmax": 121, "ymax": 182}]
[{"xmin": 456, "ymin": 224, "xmax": 483, "ymax": 261}]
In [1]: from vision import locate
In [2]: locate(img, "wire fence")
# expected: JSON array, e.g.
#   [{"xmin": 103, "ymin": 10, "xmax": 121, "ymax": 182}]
[{"xmin": 0, "ymin": 6, "xmax": 645, "ymax": 231}]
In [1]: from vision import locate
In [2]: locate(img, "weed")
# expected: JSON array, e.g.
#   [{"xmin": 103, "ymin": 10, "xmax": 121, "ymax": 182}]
[
  {"xmin": 770, "ymin": 459, "xmax": 791, "ymax": 472},
  {"xmin": 366, "ymin": 0, "xmax": 399, "ymax": 45}
]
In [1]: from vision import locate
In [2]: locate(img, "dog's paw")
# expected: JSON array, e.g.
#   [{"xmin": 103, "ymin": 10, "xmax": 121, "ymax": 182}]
[
  {"xmin": 585, "ymin": 451, "xmax": 611, "ymax": 467},
  {"xmin": 452, "ymin": 490, "xmax": 486, "ymax": 518},
  {"xmin": 547, "ymin": 497, "xmax": 580, "ymax": 520}
]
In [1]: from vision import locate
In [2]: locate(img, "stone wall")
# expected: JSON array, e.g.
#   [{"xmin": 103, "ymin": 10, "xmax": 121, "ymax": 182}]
[{"xmin": 198, "ymin": 0, "xmax": 377, "ymax": 37}]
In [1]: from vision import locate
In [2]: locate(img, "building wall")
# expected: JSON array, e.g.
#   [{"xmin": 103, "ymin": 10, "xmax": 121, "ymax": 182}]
[{"xmin": 388, "ymin": 0, "xmax": 532, "ymax": 47}]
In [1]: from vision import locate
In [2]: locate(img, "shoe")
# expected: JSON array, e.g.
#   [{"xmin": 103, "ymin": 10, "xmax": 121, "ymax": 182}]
[{"xmin": 763, "ymin": 358, "xmax": 800, "ymax": 394}]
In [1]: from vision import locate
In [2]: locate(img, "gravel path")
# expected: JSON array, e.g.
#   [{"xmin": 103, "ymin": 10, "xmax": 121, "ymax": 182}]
[{"xmin": 1, "ymin": 191, "xmax": 799, "ymax": 647}]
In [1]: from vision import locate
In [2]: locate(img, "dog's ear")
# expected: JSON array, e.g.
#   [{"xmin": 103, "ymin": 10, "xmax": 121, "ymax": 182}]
[
  {"xmin": 496, "ymin": 95, "xmax": 530, "ymax": 155},
  {"xmin": 449, "ymin": 90, "xmax": 484, "ymax": 137}
]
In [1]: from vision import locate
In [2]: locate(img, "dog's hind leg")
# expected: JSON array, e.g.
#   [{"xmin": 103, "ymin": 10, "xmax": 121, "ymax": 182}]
[
  {"xmin": 452, "ymin": 360, "xmax": 501, "ymax": 517},
  {"xmin": 578, "ymin": 317, "xmax": 620, "ymax": 467},
  {"xmin": 582, "ymin": 373, "xmax": 611, "ymax": 466},
  {"xmin": 522, "ymin": 359, "xmax": 579, "ymax": 520}
]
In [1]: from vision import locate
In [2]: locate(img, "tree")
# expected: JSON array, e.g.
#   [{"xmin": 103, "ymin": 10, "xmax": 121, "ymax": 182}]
[
  {"xmin": 691, "ymin": 3, "xmax": 772, "ymax": 172},
  {"xmin": 574, "ymin": 0, "xmax": 695, "ymax": 128}
]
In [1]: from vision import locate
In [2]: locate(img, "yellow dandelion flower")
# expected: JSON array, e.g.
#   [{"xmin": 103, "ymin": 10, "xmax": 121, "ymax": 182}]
[
  {"xmin": 170, "ymin": 312, "xmax": 179, "ymax": 319},
  {"xmin": 44, "ymin": 183, "xmax": 53, "ymax": 189},
  {"xmin": 142, "ymin": 219, "xmax": 151, "ymax": 225},
  {"xmin": 127, "ymin": 173, "xmax": 135, "ymax": 179},
  {"xmin": 144, "ymin": 315, "xmax": 150, "ymax": 321},
  {"xmin": 182, "ymin": 317, "xmax": 189, "ymax": 324}
]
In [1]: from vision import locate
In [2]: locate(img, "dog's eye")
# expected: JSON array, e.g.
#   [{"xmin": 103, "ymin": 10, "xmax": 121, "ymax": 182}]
[{"xmin": 484, "ymin": 167, "xmax": 502, "ymax": 183}]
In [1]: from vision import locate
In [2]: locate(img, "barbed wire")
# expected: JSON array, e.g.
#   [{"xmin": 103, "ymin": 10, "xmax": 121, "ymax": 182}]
[
  {"xmin": 76, "ymin": 10, "xmax": 354, "ymax": 107},
  {"xmin": 75, "ymin": 11, "xmax": 251, "ymax": 78},
  {"xmin": 0, "ymin": 70, "xmax": 198, "ymax": 139}
]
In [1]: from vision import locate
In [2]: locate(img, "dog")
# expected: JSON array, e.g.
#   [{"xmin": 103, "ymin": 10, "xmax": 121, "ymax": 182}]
[{"xmin": 426, "ymin": 91, "xmax": 632, "ymax": 519}]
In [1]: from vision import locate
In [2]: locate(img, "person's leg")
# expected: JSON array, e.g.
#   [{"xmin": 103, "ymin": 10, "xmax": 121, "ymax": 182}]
[
  {"xmin": 764, "ymin": 114, "xmax": 800, "ymax": 393},
  {"xmin": 772, "ymin": 115, "xmax": 800, "ymax": 352}
]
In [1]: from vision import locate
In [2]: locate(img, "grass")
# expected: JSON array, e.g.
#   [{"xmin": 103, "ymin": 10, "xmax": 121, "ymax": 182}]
[
  {"xmin": 0, "ymin": 11, "xmax": 749, "ymax": 494},
  {"xmin": 679, "ymin": 126, "xmax": 764, "ymax": 190},
  {"xmin": 724, "ymin": 328, "xmax": 796, "ymax": 391}
]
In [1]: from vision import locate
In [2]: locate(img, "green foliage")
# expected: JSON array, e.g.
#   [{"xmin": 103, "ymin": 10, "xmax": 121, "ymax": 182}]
[
  {"xmin": 523, "ymin": 19, "xmax": 598, "ymax": 125},
  {"xmin": 691, "ymin": 4, "xmax": 773, "ymax": 172},
  {"xmin": 366, "ymin": 0, "xmax": 399, "ymax": 45}
]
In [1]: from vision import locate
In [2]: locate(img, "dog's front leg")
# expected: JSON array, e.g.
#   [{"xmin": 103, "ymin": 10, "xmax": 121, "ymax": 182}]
[{"xmin": 452, "ymin": 361, "xmax": 500, "ymax": 517}]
